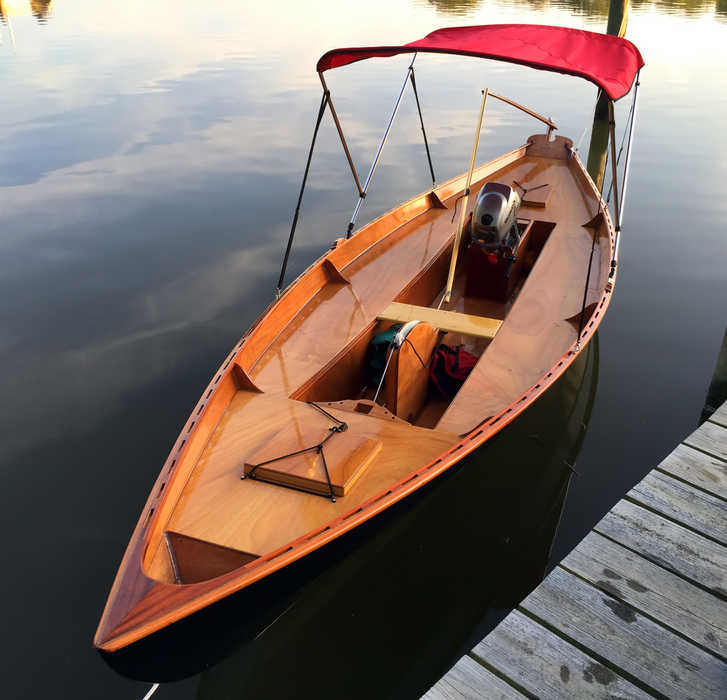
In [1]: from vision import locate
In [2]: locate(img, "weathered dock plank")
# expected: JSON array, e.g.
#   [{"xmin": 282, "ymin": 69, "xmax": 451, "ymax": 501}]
[
  {"xmin": 423, "ymin": 655, "xmax": 526, "ymax": 700},
  {"xmin": 628, "ymin": 470, "xmax": 727, "ymax": 545},
  {"xmin": 594, "ymin": 500, "xmax": 727, "ymax": 596},
  {"xmin": 520, "ymin": 567, "xmax": 727, "ymax": 698},
  {"xmin": 561, "ymin": 531, "xmax": 727, "ymax": 660},
  {"xmin": 684, "ymin": 419, "xmax": 727, "ymax": 462},
  {"xmin": 709, "ymin": 400, "xmax": 727, "ymax": 428},
  {"xmin": 424, "ymin": 401, "xmax": 727, "ymax": 699},
  {"xmin": 656, "ymin": 443, "xmax": 727, "ymax": 501},
  {"xmin": 471, "ymin": 610, "xmax": 651, "ymax": 699}
]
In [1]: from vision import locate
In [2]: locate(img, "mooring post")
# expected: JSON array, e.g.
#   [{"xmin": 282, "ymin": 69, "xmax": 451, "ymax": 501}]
[{"xmin": 586, "ymin": 0, "xmax": 630, "ymax": 188}]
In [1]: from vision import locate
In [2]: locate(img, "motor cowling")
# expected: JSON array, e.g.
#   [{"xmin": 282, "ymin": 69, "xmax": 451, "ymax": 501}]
[{"xmin": 471, "ymin": 182, "xmax": 522, "ymax": 259}]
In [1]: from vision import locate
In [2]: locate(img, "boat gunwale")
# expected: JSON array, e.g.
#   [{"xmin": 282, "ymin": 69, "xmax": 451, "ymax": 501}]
[{"xmin": 95, "ymin": 138, "xmax": 615, "ymax": 652}]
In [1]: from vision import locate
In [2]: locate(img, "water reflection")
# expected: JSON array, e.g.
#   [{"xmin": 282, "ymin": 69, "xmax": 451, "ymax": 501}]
[
  {"xmin": 633, "ymin": 0, "xmax": 725, "ymax": 18},
  {"xmin": 184, "ymin": 338, "xmax": 599, "ymax": 699},
  {"xmin": 0, "ymin": 0, "xmax": 53, "ymax": 21},
  {"xmin": 2, "ymin": 0, "xmax": 726, "ymax": 697},
  {"xmin": 427, "ymin": 0, "xmax": 485, "ymax": 15},
  {"xmin": 424, "ymin": 0, "xmax": 726, "ymax": 18}
]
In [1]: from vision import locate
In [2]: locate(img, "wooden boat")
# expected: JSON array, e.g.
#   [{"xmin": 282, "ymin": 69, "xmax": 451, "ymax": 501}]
[
  {"xmin": 95, "ymin": 24, "xmax": 643, "ymax": 652},
  {"xmin": 195, "ymin": 339, "xmax": 599, "ymax": 695}
]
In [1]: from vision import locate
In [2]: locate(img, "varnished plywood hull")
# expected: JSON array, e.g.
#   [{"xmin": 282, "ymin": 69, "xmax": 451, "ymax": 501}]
[{"xmin": 95, "ymin": 135, "xmax": 615, "ymax": 652}]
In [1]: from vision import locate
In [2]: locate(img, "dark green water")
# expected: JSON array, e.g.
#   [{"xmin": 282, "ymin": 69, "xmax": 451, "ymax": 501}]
[{"xmin": 1, "ymin": 1, "xmax": 725, "ymax": 698}]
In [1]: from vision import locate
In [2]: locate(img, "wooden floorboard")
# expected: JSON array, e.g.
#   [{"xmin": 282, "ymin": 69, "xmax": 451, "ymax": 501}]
[
  {"xmin": 594, "ymin": 500, "xmax": 727, "ymax": 596},
  {"xmin": 521, "ymin": 568, "xmax": 727, "ymax": 699},
  {"xmin": 561, "ymin": 532, "xmax": 727, "ymax": 660},
  {"xmin": 423, "ymin": 400, "xmax": 727, "ymax": 699},
  {"xmin": 684, "ymin": 419, "xmax": 727, "ymax": 462},
  {"xmin": 423, "ymin": 656, "xmax": 526, "ymax": 700},
  {"xmin": 627, "ymin": 470, "xmax": 727, "ymax": 545},
  {"xmin": 655, "ymin": 443, "xmax": 727, "ymax": 502},
  {"xmin": 708, "ymin": 401, "xmax": 727, "ymax": 428},
  {"xmin": 472, "ymin": 610, "xmax": 652, "ymax": 699}
]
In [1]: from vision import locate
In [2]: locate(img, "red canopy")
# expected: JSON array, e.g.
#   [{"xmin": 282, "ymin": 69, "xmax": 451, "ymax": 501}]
[{"xmin": 317, "ymin": 24, "xmax": 643, "ymax": 101}]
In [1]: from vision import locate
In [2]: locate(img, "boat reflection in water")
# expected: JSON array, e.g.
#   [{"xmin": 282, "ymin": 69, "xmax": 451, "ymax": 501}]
[{"xmin": 188, "ymin": 334, "xmax": 599, "ymax": 699}]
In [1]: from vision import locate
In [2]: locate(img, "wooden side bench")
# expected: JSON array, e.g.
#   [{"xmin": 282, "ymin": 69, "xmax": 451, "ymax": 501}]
[{"xmin": 378, "ymin": 302, "xmax": 502, "ymax": 340}]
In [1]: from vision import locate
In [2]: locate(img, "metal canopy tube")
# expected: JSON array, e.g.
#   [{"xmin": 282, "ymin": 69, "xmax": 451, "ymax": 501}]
[
  {"xmin": 607, "ymin": 100, "xmax": 621, "ymax": 277},
  {"xmin": 443, "ymin": 88, "xmax": 489, "ymax": 305},
  {"xmin": 409, "ymin": 67, "xmax": 436, "ymax": 187},
  {"xmin": 617, "ymin": 70, "xmax": 640, "ymax": 231},
  {"xmin": 345, "ymin": 54, "xmax": 417, "ymax": 238},
  {"xmin": 318, "ymin": 72, "xmax": 364, "ymax": 197}
]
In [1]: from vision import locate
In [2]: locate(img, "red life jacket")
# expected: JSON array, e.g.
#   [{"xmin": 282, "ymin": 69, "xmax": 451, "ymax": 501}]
[{"xmin": 428, "ymin": 344, "xmax": 478, "ymax": 399}]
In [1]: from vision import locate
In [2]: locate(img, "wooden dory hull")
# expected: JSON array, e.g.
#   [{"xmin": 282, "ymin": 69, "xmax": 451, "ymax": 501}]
[{"xmin": 95, "ymin": 134, "xmax": 616, "ymax": 651}]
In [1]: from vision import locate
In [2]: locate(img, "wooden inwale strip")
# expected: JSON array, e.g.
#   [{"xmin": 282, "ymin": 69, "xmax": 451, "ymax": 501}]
[
  {"xmin": 471, "ymin": 609, "xmax": 651, "ymax": 699},
  {"xmin": 423, "ymin": 655, "xmax": 526, "ymax": 700},
  {"xmin": 627, "ymin": 470, "xmax": 727, "ymax": 545},
  {"xmin": 519, "ymin": 568, "xmax": 727, "ymax": 699},
  {"xmin": 655, "ymin": 443, "xmax": 727, "ymax": 502},
  {"xmin": 561, "ymin": 531, "xmax": 727, "ymax": 660},
  {"xmin": 684, "ymin": 420, "xmax": 727, "ymax": 462},
  {"xmin": 593, "ymin": 500, "xmax": 727, "ymax": 597}
]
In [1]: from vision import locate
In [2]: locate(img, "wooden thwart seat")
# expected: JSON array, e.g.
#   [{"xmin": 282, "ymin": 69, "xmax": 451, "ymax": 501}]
[{"xmin": 378, "ymin": 302, "xmax": 503, "ymax": 340}]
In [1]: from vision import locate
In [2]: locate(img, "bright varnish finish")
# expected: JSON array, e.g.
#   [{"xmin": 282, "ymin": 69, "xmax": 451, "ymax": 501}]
[{"xmin": 95, "ymin": 132, "xmax": 617, "ymax": 651}]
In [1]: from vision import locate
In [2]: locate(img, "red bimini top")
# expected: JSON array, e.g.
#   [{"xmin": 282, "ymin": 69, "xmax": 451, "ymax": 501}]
[{"xmin": 317, "ymin": 24, "xmax": 644, "ymax": 101}]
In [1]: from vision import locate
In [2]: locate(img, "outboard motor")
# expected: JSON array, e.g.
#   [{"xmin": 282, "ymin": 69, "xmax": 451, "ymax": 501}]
[{"xmin": 471, "ymin": 182, "xmax": 522, "ymax": 275}]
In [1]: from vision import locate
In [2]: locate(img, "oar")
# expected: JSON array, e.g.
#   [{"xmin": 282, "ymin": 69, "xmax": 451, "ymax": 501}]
[{"xmin": 442, "ymin": 88, "xmax": 488, "ymax": 305}]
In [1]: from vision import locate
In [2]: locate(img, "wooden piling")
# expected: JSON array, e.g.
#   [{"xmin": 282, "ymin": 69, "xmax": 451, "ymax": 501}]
[{"xmin": 586, "ymin": 0, "xmax": 630, "ymax": 188}]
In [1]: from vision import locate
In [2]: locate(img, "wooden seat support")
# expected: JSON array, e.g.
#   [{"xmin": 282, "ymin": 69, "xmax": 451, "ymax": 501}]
[{"xmin": 378, "ymin": 302, "xmax": 502, "ymax": 340}]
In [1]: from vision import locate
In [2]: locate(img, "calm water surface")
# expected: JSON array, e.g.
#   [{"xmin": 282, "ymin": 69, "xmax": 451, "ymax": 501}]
[{"xmin": 1, "ymin": 1, "xmax": 725, "ymax": 698}]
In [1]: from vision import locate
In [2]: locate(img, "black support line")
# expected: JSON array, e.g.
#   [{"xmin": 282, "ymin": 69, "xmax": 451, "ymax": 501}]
[
  {"xmin": 409, "ymin": 67, "xmax": 436, "ymax": 187},
  {"xmin": 242, "ymin": 402, "xmax": 347, "ymax": 502},
  {"xmin": 277, "ymin": 89, "xmax": 329, "ymax": 295}
]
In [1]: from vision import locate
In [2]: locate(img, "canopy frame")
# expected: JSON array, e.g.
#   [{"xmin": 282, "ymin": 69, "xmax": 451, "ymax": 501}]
[
  {"xmin": 276, "ymin": 28, "xmax": 642, "ymax": 295},
  {"xmin": 346, "ymin": 54, "xmax": 419, "ymax": 239},
  {"xmin": 277, "ymin": 54, "xmax": 438, "ymax": 291},
  {"xmin": 575, "ymin": 70, "xmax": 640, "ymax": 346},
  {"xmin": 317, "ymin": 24, "xmax": 644, "ymax": 102}
]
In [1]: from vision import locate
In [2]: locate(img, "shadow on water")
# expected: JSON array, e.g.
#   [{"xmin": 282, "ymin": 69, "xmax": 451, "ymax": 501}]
[{"xmin": 102, "ymin": 334, "xmax": 598, "ymax": 696}]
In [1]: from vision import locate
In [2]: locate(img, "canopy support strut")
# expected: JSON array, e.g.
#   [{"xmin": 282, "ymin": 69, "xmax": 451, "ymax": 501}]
[
  {"xmin": 442, "ymin": 88, "xmax": 488, "ymax": 305},
  {"xmin": 576, "ymin": 74, "xmax": 639, "ymax": 346},
  {"xmin": 607, "ymin": 100, "xmax": 622, "ymax": 279},
  {"xmin": 575, "ymin": 99, "xmax": 621, "ymax": 346},
  {"xmin": 318, "ymin": 72, "xmax": 364, "ymax": 198},
  {"xmin": 345, "ymin": 54, "xmax": 418, "ymax": 238},
  {"xmin": 611, "ymin": 69, "xmax": 640, "ymax": 276},
  {"xmin": 276, "ymin": 89, "xmax": 330, "ymax": 296},
  {"xmin": 409, "ymin": 66, "xmax": 436, "ymax": 187}
]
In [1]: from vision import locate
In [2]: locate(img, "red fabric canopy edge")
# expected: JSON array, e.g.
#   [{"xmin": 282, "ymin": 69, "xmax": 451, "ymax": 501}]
[{"xmin": 317, "ymin": 24, "xmax": 644, "ymax": 101}]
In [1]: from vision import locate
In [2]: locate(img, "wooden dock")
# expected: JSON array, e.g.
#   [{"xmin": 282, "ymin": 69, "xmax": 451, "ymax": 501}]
[{"xmin": 424, "ymin": 401, "xmax": 727, "ymax": 699}]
